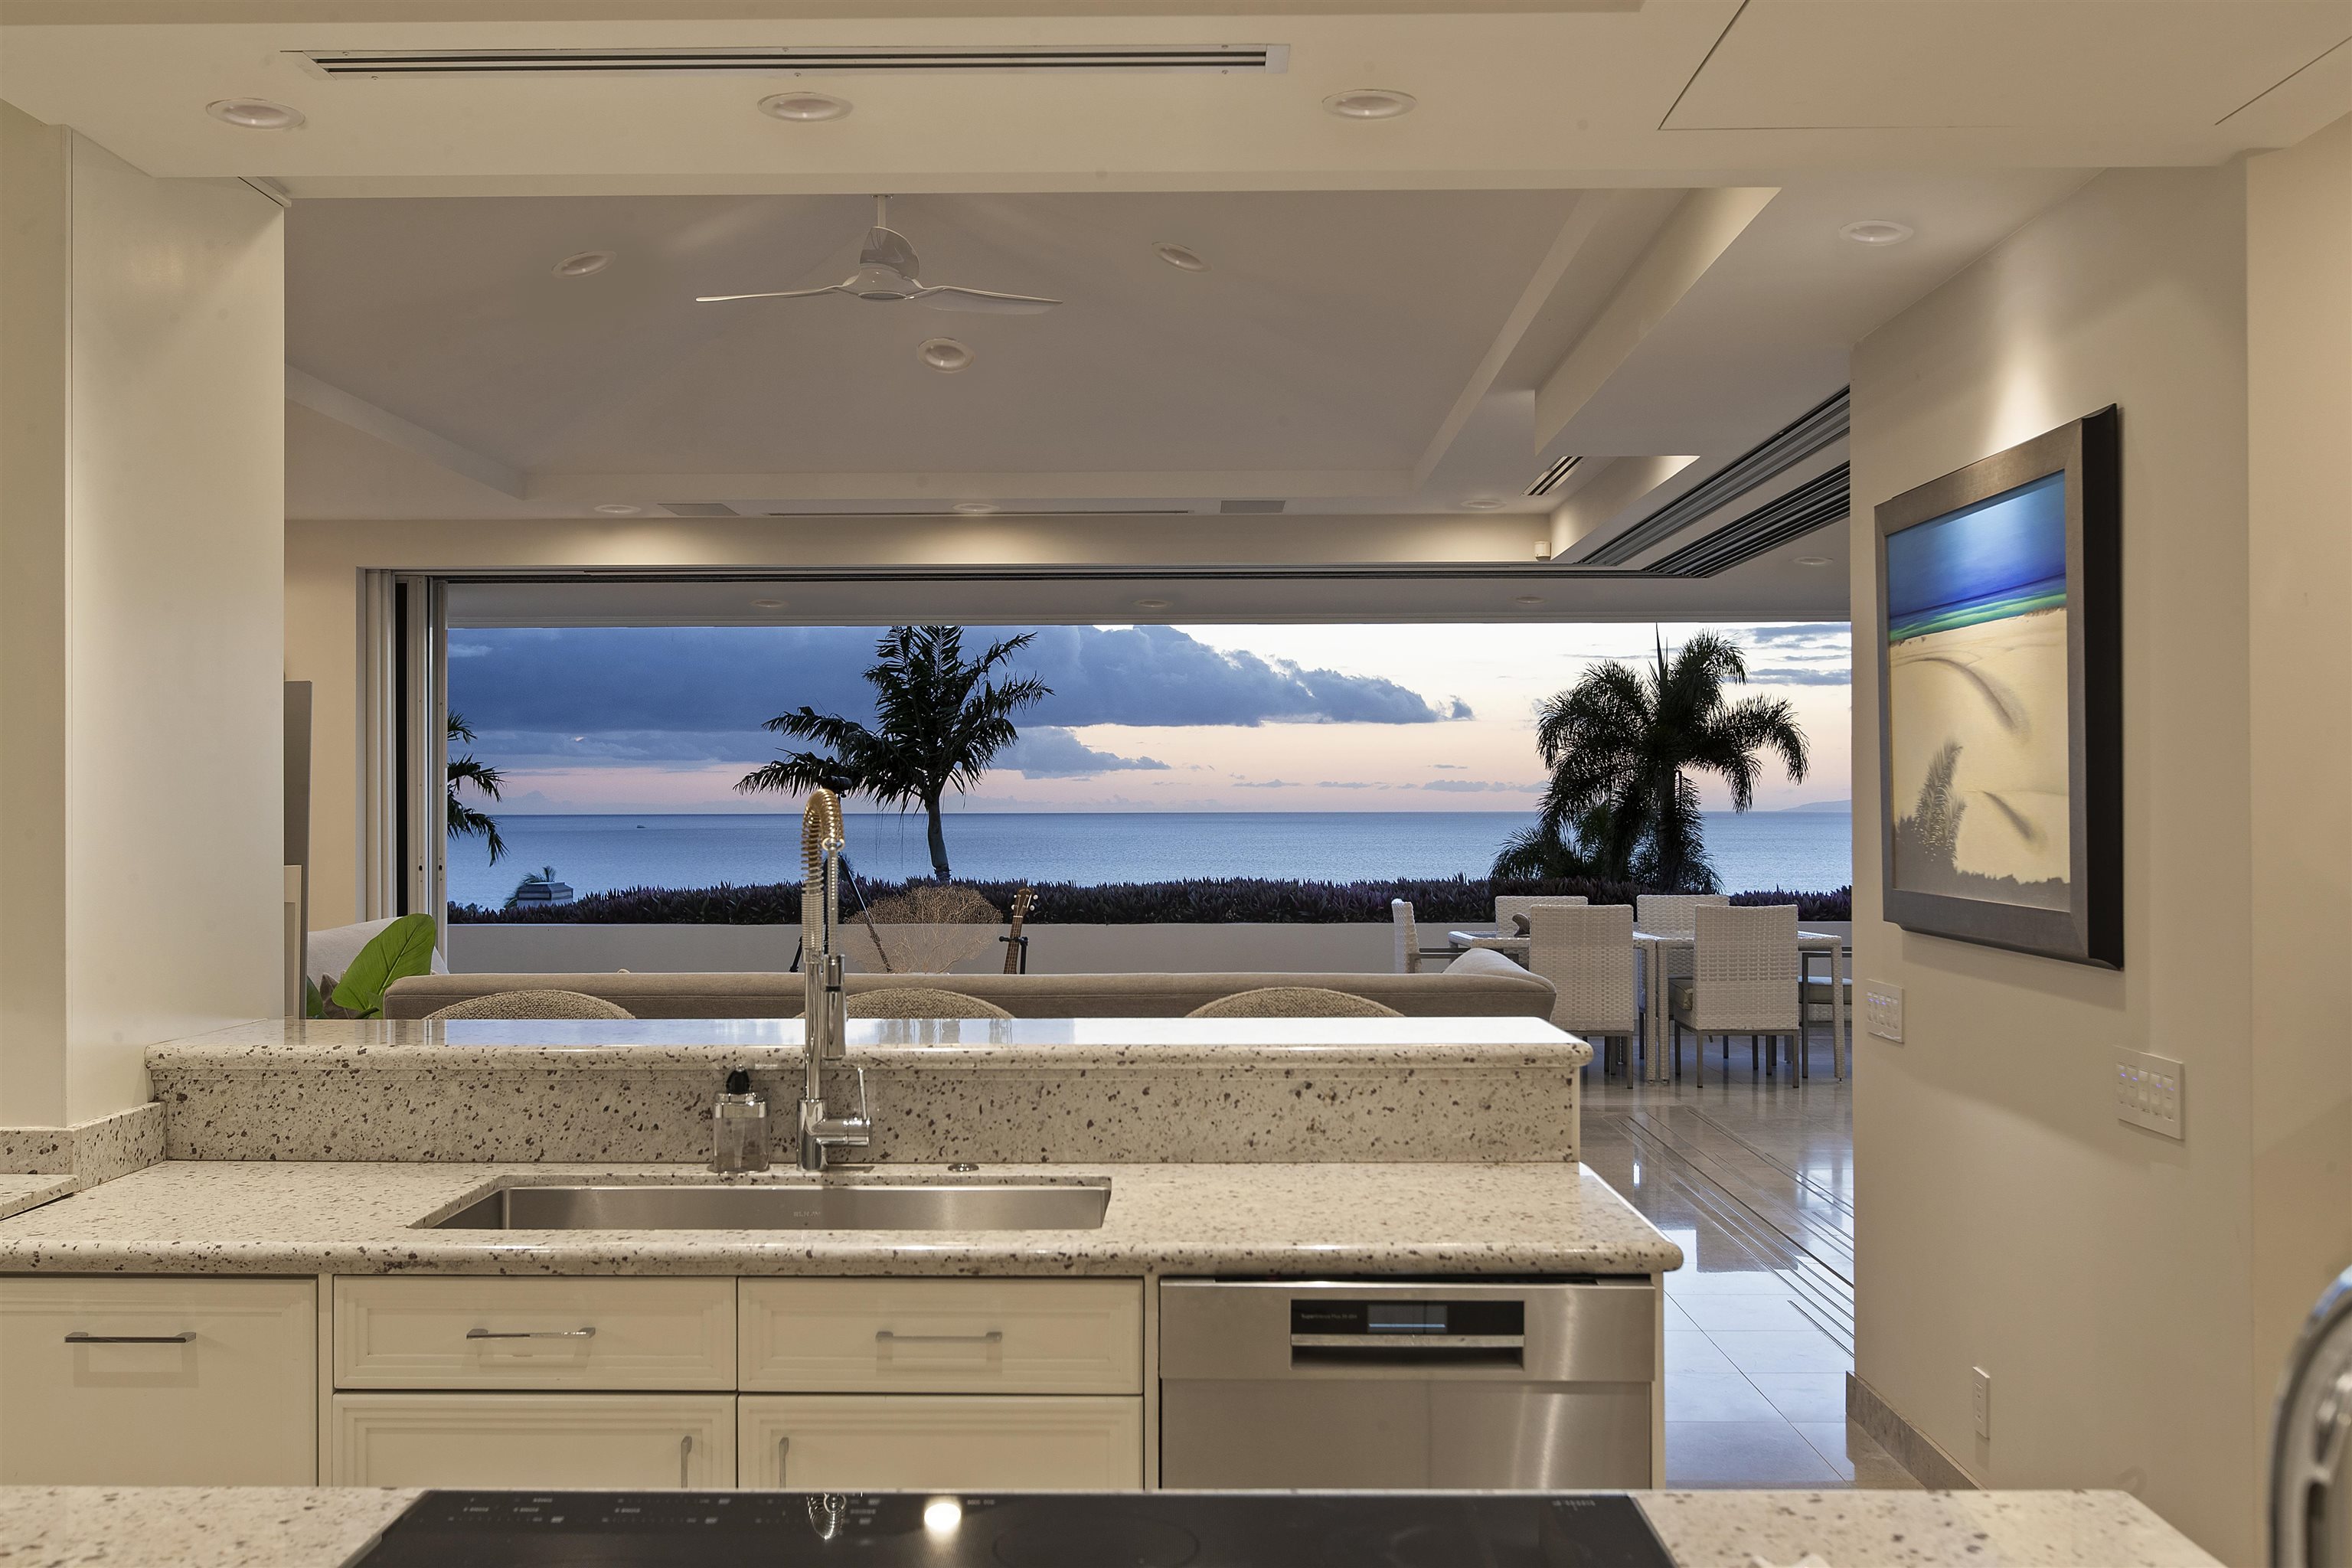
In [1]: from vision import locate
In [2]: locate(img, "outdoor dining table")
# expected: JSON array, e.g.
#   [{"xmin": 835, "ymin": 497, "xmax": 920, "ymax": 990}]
[
  {"xmin": 1633, "ymin": 926, "xmax": 1850, "ymax": 1084},
  {"xmin": 1449, "ymin": 924, "xmax": 1851, "ymax": 1083}
]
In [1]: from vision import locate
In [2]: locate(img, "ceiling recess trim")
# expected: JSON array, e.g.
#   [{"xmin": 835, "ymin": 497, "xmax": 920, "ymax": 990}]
[
  {"xmin": 1647, "ymin": 463, "xmax": 1849, "ymax": 578},
  {"xmin": 1578, "ymin": 385, "xmax": 1849, "ymax": 566},
  {"xmin": 295, "ymin": 45, "xmax": 1289, "ymax": 77}
]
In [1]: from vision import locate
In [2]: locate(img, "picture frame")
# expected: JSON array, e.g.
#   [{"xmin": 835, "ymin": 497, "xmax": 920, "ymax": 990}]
[{"xmin": 1875, "ymin": 407, "xmax": 2121, "ymax": 968}]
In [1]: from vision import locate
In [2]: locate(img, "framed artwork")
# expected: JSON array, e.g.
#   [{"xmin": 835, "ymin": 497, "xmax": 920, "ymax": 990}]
[{"xmin": 1875, "ymin": 407, "xmax": 2121, "ymax": 968}]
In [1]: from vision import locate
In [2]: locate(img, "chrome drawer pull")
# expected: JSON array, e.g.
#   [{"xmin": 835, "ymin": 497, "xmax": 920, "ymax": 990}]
[
  {"xmin": 64, "ymin": 1331, "xmax": 195, "ymax": 1345},
  {"xmin": 465, "ymin": 1326, "xmax": 596, "ymax": 1341},
  {"xmin": 875, "ymin": 1329, "xmax": 1002, "ymax": 1345}
]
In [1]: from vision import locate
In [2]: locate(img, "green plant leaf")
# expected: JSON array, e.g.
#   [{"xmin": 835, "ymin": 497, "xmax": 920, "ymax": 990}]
[
  {"xmin": 329, "ymin": 913, "xmax": 438, "ymax": 1018},
  {"xmin": 304, "ymin": 975, "xmax": 325, "ymax": 1019}
]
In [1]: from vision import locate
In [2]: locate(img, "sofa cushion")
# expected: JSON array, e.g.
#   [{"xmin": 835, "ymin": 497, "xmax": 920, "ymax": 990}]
[
  {"xmin": 425, "ymin": 988, "xmax": 635, "ymax": 1021},
  {"xmin": 844, "ymin": 987, "xmax": 1014, "ymax": 1021},
  {"xmin": 1187, "ymin": 986, "xmax": 1402, "ymax": 1019},
  {"xmin": 385, "ymin": 963, "xmax": 1555, "ymax": 1020}
]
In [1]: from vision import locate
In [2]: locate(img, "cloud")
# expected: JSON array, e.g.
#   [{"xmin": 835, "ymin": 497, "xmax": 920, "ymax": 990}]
[
  {"xmin": 1431, "ymin": 763, "xmax": 1465, "ymax": 770},
  {"xmin": 1422, "ymin": 778, "xmax": 1540, "ymax": 793},
  {"xmin": 1314, "ymin": 781, "xmax": 1397, "ymax": 790},
  {"xmin": 1738, "ymin": 622, "xmax": 1851, "ymax": 688},
  {"xmin": 446, "ymin": 626, "xmax": 1457, "ymax": 776},
  {"xmin": 1234, "ymin": 779, "xmax": 1300, "ymax": 789},
  {"xmin": 997, "ymin": 727, "xmax": 1168, "ymax": 779},
  {"xmin": 1746, "ymin": 668, "xmax": 1851, "ymax": 687},
  {"xmin": 1446, "ymin": 697, "xmax": 1475, "ymax": 719}
]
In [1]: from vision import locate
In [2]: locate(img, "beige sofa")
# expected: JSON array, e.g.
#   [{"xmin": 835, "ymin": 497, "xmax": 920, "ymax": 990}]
[{"xmin": 384, "ymin": 949, "xmax": 1553, "ymax": 1020}]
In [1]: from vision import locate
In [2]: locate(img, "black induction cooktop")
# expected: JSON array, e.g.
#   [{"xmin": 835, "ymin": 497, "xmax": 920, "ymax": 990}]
[{"xmin": 354, "ymin": 1490, "xmax": 1676, "ymax": 1567}]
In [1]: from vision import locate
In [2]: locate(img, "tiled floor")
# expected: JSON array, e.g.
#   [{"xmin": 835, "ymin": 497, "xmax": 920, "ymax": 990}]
[{"xmin": 1580, "ymin": 1026, "xmax": 1918, "ymax": 1490}]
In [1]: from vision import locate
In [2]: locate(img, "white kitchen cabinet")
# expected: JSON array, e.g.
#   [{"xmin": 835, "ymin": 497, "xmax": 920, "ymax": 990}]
[
  {"xmin": 739, "ymin": 1278, "xmax": 1142, "ymax": 1394},
  {"xmin": 331, "ymin": 1393, "xmax": 735, "ymax": 1487},
  {"xmin": 740, "ymin": 1394, "xmax": 1144, "ymax": 1490},
  {"xmin": 0, "ymin": 1276, "xmax": 315, "ymax": 1485},
  {"xmin": 334, "ymin": 1276, "xmax": 734, "ymax": 1390}
]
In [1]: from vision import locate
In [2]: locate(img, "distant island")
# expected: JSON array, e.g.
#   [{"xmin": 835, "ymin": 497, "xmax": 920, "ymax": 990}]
[{"xmin": 1775, "ymin": 799, "xmax": 1852, "ymax": 813}]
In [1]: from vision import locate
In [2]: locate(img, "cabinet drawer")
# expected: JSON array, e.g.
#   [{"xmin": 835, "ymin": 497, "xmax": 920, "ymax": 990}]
[
  {"xmin": 740, "ymin": 1395, "xmax": 1142, "ymax": 1490},
  {"xmin": 331, "ymin": 1393, "xmax": 735, "ymax": 1487},
  {"xmin": 740, "ymin": 1279, "xmax": 1142, "ymax": 1394},
  {"xmin": 0, "ymin": 1276, "xmax": 315, "ymax": 1485},
  {"xmin": 335, "ymin": 1276, "xmax": 733, "ymax": 1390}
]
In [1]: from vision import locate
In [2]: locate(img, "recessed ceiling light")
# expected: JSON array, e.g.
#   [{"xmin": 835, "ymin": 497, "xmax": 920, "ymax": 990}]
[
  {"xmin": 952, "ymin": 501, "xmax": 999, "ymax": 516},
  {"xmin": 760, "ymin": 92, "xmax": 851, "ymax": 122},
  {"xmin": 1795, "ymin": 555, "xmax": 1832, "ymax": 567},
  {"xmin": 593, "ymin": 502, "xmax": 641, "ymax": 515},
  {"xmin": 1153, "ymin": 241, "xmax": 1209, "ymax": 273},
  {"xmin": 751, "ymin": 598, "xmax": 784, "ymax": 609},
  {"xmin": 554, "ymin": 251, "xmax": 613, "ymax": 278},
  {"xmin": 919, "ymin": 338, "xmax": 974, "ymax": 374},
  {"xmin": 1840, "ymin": 219, "xmax": 1915, "ymax": 247},
  {"xmin": 1514, "ymin": 595, "xmax": 1545, "ymax": 607},
  {"xmin": 206, "ymin": 98, "xmax": 305, "ymax": 130},
  {"xmin": 1133, "ymin": 597, "xmax": 1172, "ymax": 611},
  {"xmin": 1462, "ymin": 496, "xmax": 1506, "ymax": 511},
  {"xmin": 1323, "ymin": 87, "xmax": 1416, "ymax": 119}
]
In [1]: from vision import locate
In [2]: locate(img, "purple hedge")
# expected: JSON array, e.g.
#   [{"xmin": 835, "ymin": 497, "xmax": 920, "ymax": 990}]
[{"xmin": 449, "ymin": 876, "xmax": 1851, "ymax": 926}]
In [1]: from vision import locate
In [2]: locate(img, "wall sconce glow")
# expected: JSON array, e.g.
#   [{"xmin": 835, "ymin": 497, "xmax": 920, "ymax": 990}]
[
  {"xmin": 1153, "ymin": 241, "xmax": 1210, "ymax": 273},
  {"xmin": 1133, "ymin": 597, "xmax": 1172, "ymax": 612},
  {"xmin": 592, "ymin": 503, "xmax": 641, "ymax": 515},
  {"xmin": 1839, "ymin": 219, "xmax": 1916, "ymax": 247},
  {"xmin": 922, "ymin": 1498, "xmax": 963, "ymax": 1534},
  {"xmin": 952, "ymin": 501, "xmax": 999, "ymax": 516},
  {"xmin": 1795, "ymin": 555, "xmax": 1831, "ymax": 567},
  {"xmin": 750, "ymin": 598, "xmax": 784, "ymax": 609},
  {"xmin": 554, "ymin": 252, "xmax": 614, "ymax": 278},
  {"xmin": 206, "ymin": 98, "xmax": 305, "ymax": 130},
  {"xmin": 1323, "ymin": 88, "xmax": 1416, "ymax": 119},
  {"xmin": 760, "ymin": 92, "xmax": 852, "ymax": 122},
  {"xmin": 1462, "ymin": 496, "xmax": 1505, "ymax": 511},
  {"xmin": 1514, "ymin": 595, "xmax": 1545, "ymax": 608},
  {"xmin": 919, "ymin": 338, "xmax": 974, "ymax": 373}
]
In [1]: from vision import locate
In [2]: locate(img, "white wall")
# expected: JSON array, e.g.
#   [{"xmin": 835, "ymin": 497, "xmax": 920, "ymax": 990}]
[
  {"xmin": 1850, "ymin": 128, "xmax": 2352, "ymax": 1564},
  {"xmin": 0, "ymin": 106, "xmax": 286, "ymax": 1123}
]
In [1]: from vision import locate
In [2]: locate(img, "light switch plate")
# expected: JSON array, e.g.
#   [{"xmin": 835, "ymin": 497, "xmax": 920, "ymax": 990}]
[
  {"xmin": 2115, "ymin": 1048, "xmax": 2184, "ymax": 1139},
  {"xmin": 1864, "ymin": 979, "xmax": 1905, "ymax": 1042},
  {"xmin": 1971, "ymin": 1366, "xmax": 1992, "ymax": 1439}
]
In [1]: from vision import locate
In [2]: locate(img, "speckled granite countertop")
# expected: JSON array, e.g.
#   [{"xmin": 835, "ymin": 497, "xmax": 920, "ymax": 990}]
[
  {"xmin": 0, "ymin": 1176, "xmax": 74, "ymax": 1223},
  {"xmin": 156, "ymin": 1014, "xmax": 1592, "ymax": 1071},
  {"xmin": 0, "ymin": 1488, "xmax": 2220, "ymax": 1567},
  {"xmin": 0, "ymin": 1159, "xmax": 1677, "ymax": 1277}
]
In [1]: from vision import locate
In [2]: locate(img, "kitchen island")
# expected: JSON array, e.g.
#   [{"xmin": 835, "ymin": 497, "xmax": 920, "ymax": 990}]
[{"xmin": 0, "ymin": 1484, "xmax": 2226, "ymax": 1567}]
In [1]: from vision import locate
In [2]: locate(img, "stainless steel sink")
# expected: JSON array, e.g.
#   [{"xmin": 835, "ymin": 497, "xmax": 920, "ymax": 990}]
[{"xmin": 424, "ymin": 1180, "xmax": 1111, "ymax": 1232}]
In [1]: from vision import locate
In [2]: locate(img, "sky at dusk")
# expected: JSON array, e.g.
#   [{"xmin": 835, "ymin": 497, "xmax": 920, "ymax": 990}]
[{"xmin": 448, "ymin": 621, "xmax": 1852, "ymax": 816}]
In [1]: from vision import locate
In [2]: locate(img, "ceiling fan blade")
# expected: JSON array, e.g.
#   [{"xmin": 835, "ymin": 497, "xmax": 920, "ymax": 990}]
[
  {"xmin": 693, "ymin": 285, "xmax": 848, "ymax": 303},
  {"xmin": 913, "ymin": 285, "xmax": 1061, "ymax": 315}
]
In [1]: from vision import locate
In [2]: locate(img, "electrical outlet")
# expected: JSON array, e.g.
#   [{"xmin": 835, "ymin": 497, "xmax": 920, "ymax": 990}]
[
  {"xmin": 2115, "ymin": 1048, "xmax": 2184, "ymax": 1140},
  {"xmin": 1864, "ymin": 979, "xmax": 1905, "ymax": 1042},
  {"xmin": 1971, "ymin": 1367, "xmax": 1992, "ymax": 1439}
]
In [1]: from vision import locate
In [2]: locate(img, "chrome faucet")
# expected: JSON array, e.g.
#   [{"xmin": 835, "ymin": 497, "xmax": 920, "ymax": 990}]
[{"xmin": 797, "ymin": 788, "xmax": 871, "ymax": 1171}]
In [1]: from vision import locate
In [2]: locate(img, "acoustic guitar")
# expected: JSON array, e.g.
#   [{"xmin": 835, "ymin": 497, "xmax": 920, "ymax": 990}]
[{"xmin": 1001, "ymin": 887, "xmax": 1037, "ymax": 975}]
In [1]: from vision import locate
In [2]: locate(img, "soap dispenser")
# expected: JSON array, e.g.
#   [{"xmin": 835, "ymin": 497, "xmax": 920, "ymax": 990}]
[{"xmin": 711, "ymin": 1068, "xmax": 769, "ymax": 1173}]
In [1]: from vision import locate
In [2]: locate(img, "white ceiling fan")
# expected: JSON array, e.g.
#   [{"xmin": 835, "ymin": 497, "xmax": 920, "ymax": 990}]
[{"xmin": 695, "ymin": 196, "xmax": 1061, "ymax": 315}]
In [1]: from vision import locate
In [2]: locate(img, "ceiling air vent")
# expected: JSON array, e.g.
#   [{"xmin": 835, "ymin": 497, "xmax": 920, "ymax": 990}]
[
  {"xmin": 1579, "ymin": 386, "xmax": 1849, "ymax": 567},
  {"xmin": 297, "ymin": 44, "xmax": 1288, "ymax": 78},
  {"xmin": 1646, "ymin": 464, "xmax": 1850, "ymax": 578},
  {"xmin": 660, "ymin": 502, "xmax": 740, "ymax": 518},
  {"xmin": 1526, "ymin": 454, "xmax": 1583, "ymax": 498}
]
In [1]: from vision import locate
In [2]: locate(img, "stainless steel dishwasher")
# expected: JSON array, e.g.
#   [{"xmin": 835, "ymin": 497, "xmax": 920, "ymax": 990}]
[{"xmin": 1159, "ymin": 1277, "xmax": 1657, "ymax": 1490}]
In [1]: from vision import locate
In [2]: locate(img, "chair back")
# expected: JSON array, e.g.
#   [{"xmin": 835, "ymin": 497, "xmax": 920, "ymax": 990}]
[
  {"xmin": 1635, "ymin": 893, "xmax": 1730, "ymax": 933},
  {"xmin": 1494, "ymin": 894, "xmax": 1589, "ymax": 931},
  {"xmin": 1390, "ymin": 898, "xmax": 1422, "ymax": 975},
  {"xmin": 1690, "ymin": 903, "xmax": 1800, "ymax": 1033},
  {"xmin": 1527, "ymin": 903, "xmax": 1637, "ymax": 1038}
]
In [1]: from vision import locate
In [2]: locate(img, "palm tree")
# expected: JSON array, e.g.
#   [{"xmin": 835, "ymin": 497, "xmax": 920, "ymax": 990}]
[
  {"xmin": 737, "ymin": 625, "xmax": 1050, "ymax": 881},
  {"xmin": 1499, "ymin": 630, "xmax": 1808, "ymax": 893},
  {"xmin": 446, "ymin": 712, "xmax": 506, "ymax": 865}
]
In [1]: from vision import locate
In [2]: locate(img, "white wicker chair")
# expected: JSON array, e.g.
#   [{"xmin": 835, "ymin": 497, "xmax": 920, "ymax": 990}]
[
  {"xmin": 1526, "ymin": 904, "xmax": 1638, "ymax": 1077},
  {"xmin": 1634, "ymin": 893, "xmax": 1728, "ymax": 1049},
  {"xmin": 1390, "ymin": 899, "xmax": 1455, "ymax": 975},
  {"xmin": 1666, "ymin": 903, "xmax": 1801, "ymax": 1086},
  {"xmin": 1493, "ymin": 894, "xmax": 1588, "ymax": 934}
]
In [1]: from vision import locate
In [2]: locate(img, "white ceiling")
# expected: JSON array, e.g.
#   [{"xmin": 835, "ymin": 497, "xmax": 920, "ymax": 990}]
[{"xmin": 12, "ymin": 0, "xmax": 2347, "ymax": 620}]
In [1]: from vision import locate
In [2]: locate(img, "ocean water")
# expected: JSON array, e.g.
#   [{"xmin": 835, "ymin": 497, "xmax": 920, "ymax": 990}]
[{"xmin": 449, "ymin": 811, "xmax": 1853, "ymax": 908}]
